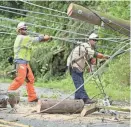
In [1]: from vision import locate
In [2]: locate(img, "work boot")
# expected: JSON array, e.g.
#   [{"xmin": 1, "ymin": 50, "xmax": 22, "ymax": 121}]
[
  {"xmin": 29, "ymin": 98, "xmax": 39, "ymax": 102},
  {"xmin": 83, "ymin": 98, "xmax": 97, "ymax": 104}
]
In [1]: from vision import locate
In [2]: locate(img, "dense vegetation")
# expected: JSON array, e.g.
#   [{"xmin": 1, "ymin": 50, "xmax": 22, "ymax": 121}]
[{"xmin": 0, "ymin": 1, "xmax": 130, "ymax": 100}]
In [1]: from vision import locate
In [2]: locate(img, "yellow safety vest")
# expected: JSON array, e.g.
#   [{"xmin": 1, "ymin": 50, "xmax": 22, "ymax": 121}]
[{"xmin": 14, "ymin": 35, "xmax": 33, "ymax": 61}]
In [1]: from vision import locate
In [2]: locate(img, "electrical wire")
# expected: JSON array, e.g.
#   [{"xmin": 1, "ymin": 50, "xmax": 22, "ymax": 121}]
[
  {"xmin": 1, "ymin": 6, "xmax": 128, "ymax": 38},
  {"xmin": 0, "ymin": 47, "xmax": 13, "ymax": 50},
  {"xmin": 0, "ymin": 7, "xmax": 89, "ymax": 32},
  {"xmin": 24, "ymin": 42, "xmax": 129, "ymax": 116},
  {"xmin": 19, "ymin": 0, "xmax": 67, "ymax": 15},
  {"xmin": 0, "ymin": 6, "xmax": 124, "ymax": 39},
  {"xmin": 0, "ymin": 2, "xmax": 129, "ymax": 115},
  {"xmin": 69, "ymin": 38, "xmax": 129, "ymax": 43},
  {"xmin": 0, "ymin": 22, "xmax": 129, "ymax": 44},
  {"xmin": 0, "ymin": 5, "xmax": 75, "ymax": 20},
  {"xmin": 86, "ymin": 7, "xmax": 129, "ymax": 36},
  {"xmin": 21, "ymin": 0, "xmax": 130, "ymax": 35},
  {"xmin": 0, "ymin": 32, "xmax": 16, "ymax": 35},
  {"xmin": 0, "ymin": 25, "xmax": 129, "ymax": 46},
  {"xmin": 0, "ymin": 17, "xmax": 90, "ymax": 37}
]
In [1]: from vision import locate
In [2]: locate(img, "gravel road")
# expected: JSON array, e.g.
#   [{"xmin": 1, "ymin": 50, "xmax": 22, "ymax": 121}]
[{"xmin": 0, "ymin": 82, "xmax": 130, "ymax": 127}]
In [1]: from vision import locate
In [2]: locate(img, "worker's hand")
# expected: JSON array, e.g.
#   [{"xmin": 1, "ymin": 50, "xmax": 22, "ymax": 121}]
[
  {"xmin": 104, "ymin": 55, "xmax": 110, "ymax": 59},
  {"xmin": 44, "ymin": 35, "xmax": 51, "ymax": 41},
  {"xmin": 90, "ymin": 58, "xmax": 96, "ymax": 65}
]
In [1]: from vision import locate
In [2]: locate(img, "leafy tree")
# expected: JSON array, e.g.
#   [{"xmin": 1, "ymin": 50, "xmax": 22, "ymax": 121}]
[{"xmin": 0, "ymin": 1, "xmax": 129, "ymax": 86}]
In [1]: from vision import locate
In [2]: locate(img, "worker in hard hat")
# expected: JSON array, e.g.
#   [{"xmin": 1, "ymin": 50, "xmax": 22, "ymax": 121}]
[
  {"xmin": 8, "ymin": 22, "xmax": 51, "ymax": 102},
  {"xmin": 67, "ymin": 33, "xmax": 109, "ymax": 104}
]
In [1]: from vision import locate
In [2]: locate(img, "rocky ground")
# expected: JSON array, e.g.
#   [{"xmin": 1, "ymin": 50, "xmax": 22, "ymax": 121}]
[{"xmin": 0, "ymin": 83, "xmax": 130, "ymax": 127}]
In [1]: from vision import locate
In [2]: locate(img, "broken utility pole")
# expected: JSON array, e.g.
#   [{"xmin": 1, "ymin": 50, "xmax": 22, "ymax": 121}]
[
  {"xmin": 37, "ymin": 99, "xmax": 84, "ymax": 113},
  {"xmin": 67, "ymin": 3, "xmax": 130, "ymax": 36}
]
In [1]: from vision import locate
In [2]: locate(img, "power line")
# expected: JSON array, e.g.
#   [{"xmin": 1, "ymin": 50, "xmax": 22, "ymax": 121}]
[
  {"xmin": 20, "ymin": 0, "xmax": 67, "ymax": 15},
  {"xmin": 98, "ymin": 29, "xmax": 123, "ymax": 37},
  {"xmin": 0, "ymin": 25, "xmax": 80, "ymax": 44},
  {"xmin": 0, "ymin": 5, "xmax": 75, "ymax": 20},
  {"xmin": 24, "ymin": 43, "xmax": 129, "ymax": 116},
  {"xmin": 0, "ymin": 46, "xmax": 13, "ymax": 50},
  {"xmin": 19, "ymin": 1, "xmax": 130, "ymax": 36},
  {"xmin": 0, "ymin": 17, "xmax": 90, "ymax": 37},
  {"xmin": 0, "ymin": 24, "xmax": 129, "ymax": 45},
  {"xmin": 86, "ymin": 7, "xmax": 129, "ymax": 36},
  {"xmin": 69, "ymin": 38, "xmax": 129, "ymax": 43},
  {"xmin": 0, "ymin": 6, "xmax": 126, "ymax": 38},
  {"xmin": 0, "ymin": 25, "xmax": 16, "ymax": 30},
  {"xmin": 68, "ymin": 37, "xmax": 129, "ymax": 40},
  {"xmin": 0, "ymin": 29, "xmax": 129, "ymax": 51},
  {"xmin": 0, "ymin": 32, "xmax": 16, "ymax": 35},
  {"xmin": 0, "ymin": 7, "xmax": 89, "ymax": 33}
]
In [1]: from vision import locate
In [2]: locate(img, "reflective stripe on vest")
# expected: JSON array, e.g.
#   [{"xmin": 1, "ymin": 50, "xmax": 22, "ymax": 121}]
[{"xmin": 14, "ymin": 35, "xmax": 33, "ymax": 61}]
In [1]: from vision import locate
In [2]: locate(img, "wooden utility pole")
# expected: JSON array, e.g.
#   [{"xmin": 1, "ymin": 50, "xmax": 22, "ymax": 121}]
[
  {"xmin": 37, "ymin": 99, "xmax": 84, "ymax": 113},
  {"xmin": 67, "ymin": 3, "xmax": 130, "ymax": 36}
]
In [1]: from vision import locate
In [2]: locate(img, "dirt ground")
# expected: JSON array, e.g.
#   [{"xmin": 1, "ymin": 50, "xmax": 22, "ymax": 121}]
[{"xmin": 0, "ymin": 83, "xmax": 130, "ymax": 127}]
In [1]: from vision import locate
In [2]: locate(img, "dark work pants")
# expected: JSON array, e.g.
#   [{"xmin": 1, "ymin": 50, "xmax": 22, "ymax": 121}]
[{"xmin": 70, "ymin": 67, "xmax": 89, "ymax": 100}]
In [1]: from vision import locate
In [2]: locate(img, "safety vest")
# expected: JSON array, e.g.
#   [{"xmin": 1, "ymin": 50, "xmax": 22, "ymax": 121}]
[{"xmin": 14, "ymin": 35, "xmax": 33, "ymax": 61}]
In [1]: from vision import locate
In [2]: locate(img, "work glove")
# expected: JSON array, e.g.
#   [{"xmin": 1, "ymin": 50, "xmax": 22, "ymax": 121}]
[
  {"xmin": 44, "ymin": 35, "xmax": 51, "ymax": 41},
  {"xmin": 104, "ymin": 55, "xmax": 110, "ymax": 59},
  {"xmin": 99, "ymin": 55, "xmax": 110, "ymax": 65}
]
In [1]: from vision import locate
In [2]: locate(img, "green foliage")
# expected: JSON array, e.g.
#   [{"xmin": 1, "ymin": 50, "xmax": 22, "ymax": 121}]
[
  {"xmin": 0, "ymin": 1, "xmax": 24, "ymax": 18},
  {"xmin": 21, "ymin": 89, "xmax": 28, "ymax": 97},
  {"xmin": 34, "ymin": 71, "xmax": 130, "ymax": 101},
  {"xmin": 102, "ymin": 53, "xmax": 130, "ymax": 86},
  {"xmin": 0, "ymin": 1, "xmax": 130, "ymax": 90},
  {"xmin": 97, "ymin": 1, "xmax": 130, "ymax": 20},
  {"xmin": 40, "ymin": 93, "xmax": 59, "ymax": 99}
]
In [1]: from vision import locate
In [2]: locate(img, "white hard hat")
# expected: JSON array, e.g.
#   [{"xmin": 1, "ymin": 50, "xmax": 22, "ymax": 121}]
[
  {"xmin": 17, "ymin": 22, "xmax": 27, "ymax": 32},
  {"xmin": 89, "ymin": 33, "xmax": 98, "ymax": 40}
]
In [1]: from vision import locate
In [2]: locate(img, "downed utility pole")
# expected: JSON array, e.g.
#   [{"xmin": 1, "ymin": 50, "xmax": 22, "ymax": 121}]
[
  {"xmin": 37, "ymin": 99, "xmax": 84, "ymax": 113},
  {"xmin": 67, "ymin": 3, "xmax": 130, "ymax": 36}
]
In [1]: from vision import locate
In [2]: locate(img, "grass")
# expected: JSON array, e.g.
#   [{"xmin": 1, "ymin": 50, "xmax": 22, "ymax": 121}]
[
  {"xmin": 40, "ymin": 94, "xmax": 59, "ymax": 99},
  {"xmin": 35, "ymin": 73, "xmax": 130, "ymax": 102},
  {"xmin": 35, "ymin": 74, "xmax": 75, "ymax": 92},
  {"xmin": 0, "ymin": 77, "xmax": 12, "ymax": 83},
  {"xmin": 0, "ymin": 74, "xmax": 129, "ymax": 102}
]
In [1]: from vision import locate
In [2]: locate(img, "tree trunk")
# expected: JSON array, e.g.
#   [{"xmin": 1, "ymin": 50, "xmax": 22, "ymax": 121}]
[
  {"xmin": 37, "ymin": 99, "xmax": 84, "ymax": 113},
  {"xmin": 67, "ymin": 3, "xmax": 130, "ymax": 36}
]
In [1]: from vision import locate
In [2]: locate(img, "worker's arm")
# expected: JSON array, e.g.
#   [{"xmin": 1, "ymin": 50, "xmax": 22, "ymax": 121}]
[
  {"xmin": 39, "ymin": 35, "xmax": 51, "ymax": 42},
  {"xmin": 94, "ymin": 52, "xmax": 110, "ymax": 59},
  {"xmin": 32, "ymin": 35, "xmax": 52, "ymax": 43}
]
